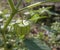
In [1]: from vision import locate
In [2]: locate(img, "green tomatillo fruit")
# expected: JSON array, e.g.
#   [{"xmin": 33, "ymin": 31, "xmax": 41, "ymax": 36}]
[{"xmin": 14, "ymin": 19, "xmax": 30, "ymax": 40}]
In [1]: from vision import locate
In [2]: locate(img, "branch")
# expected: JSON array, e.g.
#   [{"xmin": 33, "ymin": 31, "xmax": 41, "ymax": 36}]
[
  {"xmin": 16, "ymin": 0, "xmax": 22, "ymax": 8},
  {"xmin": 18, "ymin": 2, "xmax": 44, "ymax": 11},
  {"xmin": 7, "ymin": 0, "xmax": 16, "ymax": 11},
  {"xmin": 3, "ymin": 11, "xmax": 16, "ymax": 31},
  {"xmin": 2, "ymin": 0, "xmax": 17, "ymax": 50},
  {"xmin": 3, "ymin": 0, "xmax": 18, "ymax": 31}
]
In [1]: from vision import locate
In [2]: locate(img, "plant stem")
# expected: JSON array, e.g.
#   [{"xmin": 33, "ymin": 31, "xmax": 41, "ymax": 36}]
[
  {"xmin": 2, "ymin": 0, "xmax": 22, "ymax": 50},
  {"xmin": 3, "ymin": 12, "xmax": 16, "ymax": 31},
  {"xmin": 16, "ymin": 0, "xmax": 22, "ymax": 8},
  {"xmin": 1, "ymin": 31, "xmax": 6, "ymax": 50},
  {"xmin": 18, "ymin": 2, "xmax": 44, "ymax": 12},
  {"xmin": 2, "ymin": 12, "xmax": 16, "ymax": 50},
  {"xmin": 3, "ymin": 0, "xmax": 17, "ymax": 30},
  {"xmin": 2, "ymin": 1, "xmax": 17, "ymax": 50},
  {"xmin": 7, "ymin": 0, "xmax": 16, "ymax": 11}
]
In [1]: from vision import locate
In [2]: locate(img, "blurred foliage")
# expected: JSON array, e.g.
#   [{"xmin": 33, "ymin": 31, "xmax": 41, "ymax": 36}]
[
  {"xmin": 25, "ymin": 0, "xmax": 32, "ymax": 3},
  {"xmin": 0, "ymin": 0, "xmax": 60, "ymax": 50},
  {"xmin": 51, "ymin": 22, "xmax": 60, "ymax": 33},
  {"xmin": 24, "ymin": 38, "xmax": 51, "ymax": 50},
  {"xmin": 46, "ymin": 0, "xmax": 60, "ymax": 2}
]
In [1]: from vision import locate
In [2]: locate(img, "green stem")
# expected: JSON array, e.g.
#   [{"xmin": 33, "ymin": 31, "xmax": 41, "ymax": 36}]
[
  {"xmin": 18, "ymin": 7, "xmax": 28, "ymax": 11},
  {"xmin": 1, "ymin": 32, "xmax": 6, "ymax": 50},
  {"xmin": 2, "ymin": 0, "xmax": 18, "ymax": 50},
  {"xmin": 3, "ymin": 12, "xmax": 16, "ymax": 31},
  {"xmin": 19, "ymin": 12, "xmax": 24, "ymax": 24},
  {"xmin": 18, "ymin": 2, "xmax": 44, "ymax": 12},
  {"xmin": 2, "ymin": 0, "xmax": 17, "ymax": 50},
  {"xmin": 7, "ymin": 0, "xmax": 16, "ymax": 11},
  {"xmin": 2, "ymin": 12, "xmax": 16, "ymax": 50},
  {"xmin": 16, "ymin": 0, "xmax": 22, "ymax": 8}
]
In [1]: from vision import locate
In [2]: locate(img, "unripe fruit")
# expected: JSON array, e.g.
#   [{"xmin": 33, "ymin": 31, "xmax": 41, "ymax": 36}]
[{"xmin": 15, "ymin": 20, "xmax": 30, "ymax": 39}]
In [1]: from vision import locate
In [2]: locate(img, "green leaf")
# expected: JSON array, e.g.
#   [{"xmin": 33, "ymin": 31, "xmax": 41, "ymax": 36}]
[
  {"xmin": 30, "ymin": 14, "xmax": 40, "ymax": 23},
  {"xmin": 24, "ymin": 38, "xmax": 51, "ymax": 50},
  {"xmin": 30, "ymin": 14, "xmax": 47, "ymax": 23},
  {"xmin": 38, "ymin": 7, "xmax": 51, "ymax": 15}
]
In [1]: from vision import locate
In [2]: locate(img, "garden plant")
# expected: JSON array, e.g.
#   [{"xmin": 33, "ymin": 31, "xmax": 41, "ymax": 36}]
[{"xmin": 0, "ymin": 0, "xmax": 60, "ymax": 50}]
